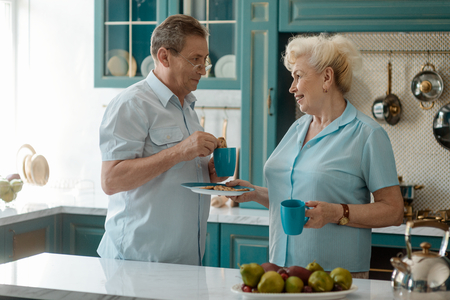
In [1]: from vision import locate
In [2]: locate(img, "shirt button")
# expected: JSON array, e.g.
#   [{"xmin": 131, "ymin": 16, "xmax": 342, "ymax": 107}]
[
  {"xmin": 166, "ymin": 135, "xmax": 171, "ymax": 139},
  {"xmin": 290, "ymin": 167, "xmax": 293, "ymax": 171},
  {"xmin": 307, "ymin": 145, "xmax": 311, "ymax": 148},
  {"xmin": 197, "ymin": 164, "xmax": 201, "ymax": 168}
]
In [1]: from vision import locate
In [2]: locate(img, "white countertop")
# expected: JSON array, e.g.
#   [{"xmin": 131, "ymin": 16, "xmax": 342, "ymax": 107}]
[
  {"xmin": 0, "ymin": 184, "xmax": 446, "ymax": 237},
  {"xmin": 0, "ymin": 252, "xmax": 395, "ymax": 300}
]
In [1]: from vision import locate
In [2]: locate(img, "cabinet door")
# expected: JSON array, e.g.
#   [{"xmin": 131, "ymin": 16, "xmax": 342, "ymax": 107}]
[
  {"xmin": 95, "ymin": 0, "xmax": 240, "ymax": 89},
  {"xmin": 202, "ymin": 222, "xmax": 220, "ymax": 267},
  {"xmin": 62, "ymin": 214, "xmax": 106, "ymax": 257},
  {"xmin": 279, "ymin": 0, "xmax": 450, "ymax": 32},
  {"xmin": 240, "ymin": 0, "xmax": 278, "ymax": 209},
  {"xmin": 0, "ymin": 227, "xmax": 4, "ymax": 264},
  {"xmin": 94, "ymin": 0, "xmax": 167, "ymax": 88},
  {"xmin": 4, "ymin": 216, "xmax": 57, "ymax": 263},
  {"xmin": 220, "ymin": 223, "xmax": 269, "ymax": 268}
]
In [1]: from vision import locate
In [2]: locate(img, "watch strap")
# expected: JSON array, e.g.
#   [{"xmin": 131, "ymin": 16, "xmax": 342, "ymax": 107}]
[{"xmin": 338, "ymin": 203, "xmax": 350, "ymax": 225}]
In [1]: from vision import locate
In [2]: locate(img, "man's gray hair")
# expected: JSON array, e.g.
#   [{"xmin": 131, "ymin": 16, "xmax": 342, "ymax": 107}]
[{"xmin": 151, "ymin": 14, "xmax": 209, "ymax": 62}]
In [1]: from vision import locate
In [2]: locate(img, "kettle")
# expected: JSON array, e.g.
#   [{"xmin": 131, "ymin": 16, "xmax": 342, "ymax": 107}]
[{"xmin": 390, "ymin": 220, "xmax": 450, "ymax": 299}]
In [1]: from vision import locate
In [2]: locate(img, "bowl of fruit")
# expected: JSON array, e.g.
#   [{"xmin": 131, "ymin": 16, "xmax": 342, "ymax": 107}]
[
  {"xmin": 0, "ymin": 174, "xmax": 24, "ymax": 206},
  {"xmin": 231, "ymin": 260, "xmax": 357, "ymax": 299}
]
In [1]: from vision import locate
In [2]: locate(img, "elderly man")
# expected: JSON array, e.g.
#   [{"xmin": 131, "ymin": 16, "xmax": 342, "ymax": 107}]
[{"xmin": 97, "ymin": 14, "xmax": 225, "ymax": 265}]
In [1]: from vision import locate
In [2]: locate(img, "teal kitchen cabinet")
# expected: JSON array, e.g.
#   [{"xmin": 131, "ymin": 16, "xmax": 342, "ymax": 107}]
[
  {"xmin": 239, "ymin": 0, "xmax": 278, "ymax": 209},
  {"xmin": 279, "ymin": 0, "xmax": 450, "ymax": 32},
  {"xmin": 1, "ymin": 216, "xmax": 59, "ymax": 264},
  {"xmin": 372, "ymin": 232, "xmax": 450, "ymax": 252},
  {"xmin": 60, "ymin": 214, "xmax": 221, "ymax": 266},
  {"xmin": 0, "ymin": 228, "xmax": 4, "ymax": 263},
  {"xmin": 61, "ymin": 214, "xmax": 106, "ymax": 257},
  {"xmin": 94, "ymin": 0, "xmax": 167, "ymax": 88},
  {"xmin": 220, "ymin": 223, "xmax": 269, "ymax": 268},
  {"xmin": 94, "ymin": 0, "xmax": 240, "ymax": 89},
  {"xmin": 202, "ymin": 222, "xmax": 220, "ymax": 267}
]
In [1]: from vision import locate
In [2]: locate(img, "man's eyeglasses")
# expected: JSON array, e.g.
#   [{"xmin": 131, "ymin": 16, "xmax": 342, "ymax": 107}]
[{"xmin": 167, "ymin": 48, "xmax": 212, "ymax": 72}]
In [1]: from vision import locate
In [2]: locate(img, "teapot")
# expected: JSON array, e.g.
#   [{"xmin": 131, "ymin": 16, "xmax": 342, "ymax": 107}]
[{"xmin": 390, "ymin": 220, "xmax": 450, "ymax": 299}]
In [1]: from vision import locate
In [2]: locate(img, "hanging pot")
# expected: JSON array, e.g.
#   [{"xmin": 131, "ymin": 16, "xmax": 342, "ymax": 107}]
[
  {"xmin": 411, "ymin": 62, "xmax": 444, "ymax": 110},
  {"xmin": 433, "ymin": 103, "xmax": 450, "ymax": 150},
  {"xmin": 372, "ymin": 61, "xmax": 402, "ymax": 125}
]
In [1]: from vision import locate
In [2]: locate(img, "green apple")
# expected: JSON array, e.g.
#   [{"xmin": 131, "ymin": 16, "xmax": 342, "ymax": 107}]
[
  {"xmin": 0, "ymin": 179, "xmax": 11, "ymax": 197},
  {"xmin": 10, "ymin": 179, "xmax": 23, "ymax": 193}
]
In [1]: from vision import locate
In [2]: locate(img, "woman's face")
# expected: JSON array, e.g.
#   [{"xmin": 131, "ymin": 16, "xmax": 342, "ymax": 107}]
[{"xmin": 289, "ymin": 55, "xmax": 324, "ymax": 114}]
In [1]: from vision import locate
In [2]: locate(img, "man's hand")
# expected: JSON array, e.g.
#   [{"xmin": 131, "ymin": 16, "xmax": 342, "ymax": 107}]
[
  {"xmin": 208, "ymin": 157, "xmax": 229, "ymax": 183},
  {"xmin": 176, "ymin": 131, "xmax": 218, "ymax": 161}
]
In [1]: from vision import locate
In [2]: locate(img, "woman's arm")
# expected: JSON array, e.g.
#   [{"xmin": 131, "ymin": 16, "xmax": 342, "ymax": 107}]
[
  {"xmin": 227, "ymin": 179, "xmax": 270, "ymax": 208},
  {"xmin": 346, "ymin": 185, "xmax": 404, "ymax": 228},
  {"xmin": 304, "ymin": 185, "xmax": 404, "ymax": 229}
]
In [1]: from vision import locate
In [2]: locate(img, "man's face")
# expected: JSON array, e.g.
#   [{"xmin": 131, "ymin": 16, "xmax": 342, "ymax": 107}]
[{"xmin": 169, "ymin": 35, "xmax": 209, "ymax": 96}]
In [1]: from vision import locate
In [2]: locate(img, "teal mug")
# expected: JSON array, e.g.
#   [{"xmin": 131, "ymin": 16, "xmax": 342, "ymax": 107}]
[
  {"xmin": 280, "ymin": 199, "xmax": 310, "ymax": 235},
  {"xmin": 213, "ymin": 148, "xmax": 236, "ymax": 177}
]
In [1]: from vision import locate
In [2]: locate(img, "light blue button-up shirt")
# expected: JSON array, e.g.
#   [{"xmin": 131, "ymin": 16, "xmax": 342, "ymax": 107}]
[
  {"xmin": 265, "ymin": 100, "xmax": 398, "ymax": 272},
  {"xmin": 97, "ymin": 71, "xmax": 210, "ymax": 265}
]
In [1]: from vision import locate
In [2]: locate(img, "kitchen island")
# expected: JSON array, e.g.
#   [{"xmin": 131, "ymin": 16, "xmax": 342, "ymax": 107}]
[{"xmin": 0, "ymin": 252, "xmax": 395, "ymax": 300}]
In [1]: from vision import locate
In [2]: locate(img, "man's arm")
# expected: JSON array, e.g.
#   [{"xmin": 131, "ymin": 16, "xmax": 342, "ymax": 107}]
[{"xmin": 101, "ymin": 131, "xmax": 218, "ymax": 195}]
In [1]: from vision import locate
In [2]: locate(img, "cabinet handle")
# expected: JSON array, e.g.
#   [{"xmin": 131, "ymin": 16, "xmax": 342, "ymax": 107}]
[{"xmin": 267, "ymin": 88, "xmax": 273, "ymax": 116}]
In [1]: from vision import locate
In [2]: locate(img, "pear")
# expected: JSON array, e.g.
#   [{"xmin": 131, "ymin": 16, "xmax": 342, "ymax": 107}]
[
  {"xmin": 285, "ymin": 276, "xmax": 304, "ymax": 293},
  {"xmin": 240, "ymin": 263, "xmax": 265, "ymax": 288},
  {"xmin": 0, "ymin": 179, "xmax": 11, "ymax": 198},
  {"xmin": 306, "ymin": 260, "xmax": 324, "ymax": 272},
  {"xmin": 10, "ymin": 179, "xmax": 23, "ymax": 193},
  {"xmin": 257, "ymin": 271, "xmax": 284, "ymax": 293},
  {"xmin": 1, "ymin": 188, "xmax": 15, "ymax": 203}
]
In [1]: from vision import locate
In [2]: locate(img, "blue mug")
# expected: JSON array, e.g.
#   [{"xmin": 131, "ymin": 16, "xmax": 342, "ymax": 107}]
[
  {"xmin": 280, "ymin": 199, "xmax": 310, "ymax": 235},
  {"xmin": 213, "ymin": 148, "xmax": 236, "ymax": 177}
]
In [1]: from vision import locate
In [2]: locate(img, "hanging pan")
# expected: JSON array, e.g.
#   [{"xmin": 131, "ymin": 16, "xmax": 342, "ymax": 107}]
[
  {"xmin": 372, "ymin": 61, "xmax": 402, "ymax": 125},
  {"xmin": 411, "ymin": 62, "xmax": 444, "ymax": 110},
  {"xmin": 433, "ymin": 103, "xmax": 450, "ymax": 150}
]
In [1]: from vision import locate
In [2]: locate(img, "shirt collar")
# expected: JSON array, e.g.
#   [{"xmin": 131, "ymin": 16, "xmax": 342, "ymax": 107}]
[
  {"xmin": 296, "ymin": 99, "xmax": 357, "ymax": 139},
  {"xmin": 146, "ymin": 70, "xmax": 197, "ymax": 110}
]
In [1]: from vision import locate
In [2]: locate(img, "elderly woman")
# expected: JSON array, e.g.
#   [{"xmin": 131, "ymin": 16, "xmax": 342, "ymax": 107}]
[{"xmin": 229, "ymin": 33, "xmax": 404, "ymax": 278}]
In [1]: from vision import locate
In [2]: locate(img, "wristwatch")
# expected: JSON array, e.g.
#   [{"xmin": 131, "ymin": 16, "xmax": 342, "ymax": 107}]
[{"xmin": 337, "ymin": 203, "xmax": 349, "ymax": 225}]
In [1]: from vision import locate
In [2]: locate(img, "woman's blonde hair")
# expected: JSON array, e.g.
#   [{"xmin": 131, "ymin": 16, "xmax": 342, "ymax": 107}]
[{"xmin": 283, "ymin": 33, "xmax": 362, "ymax": 94}]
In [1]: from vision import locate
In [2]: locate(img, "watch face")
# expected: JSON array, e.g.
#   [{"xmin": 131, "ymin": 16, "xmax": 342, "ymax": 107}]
[{"xmin": 339, "ymin": 217, "xmax": 349, "ymax": 225}]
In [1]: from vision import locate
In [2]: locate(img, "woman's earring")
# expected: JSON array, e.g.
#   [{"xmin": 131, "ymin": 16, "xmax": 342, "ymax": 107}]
[{"xmin": 323, "ymin": 88, "xmax": 328, "ymax": 93}]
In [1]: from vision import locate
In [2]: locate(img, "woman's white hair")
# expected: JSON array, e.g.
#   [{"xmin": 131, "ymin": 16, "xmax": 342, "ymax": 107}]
[{"xmin": 283, "ymin": 33, "xmax": 362, "ymax": 94}]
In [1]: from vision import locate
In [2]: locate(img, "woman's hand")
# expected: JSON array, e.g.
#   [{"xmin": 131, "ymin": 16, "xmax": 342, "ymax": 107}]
[
  {"xmin": 208, "ymin": 157, "xmax": 228, "ymax": 183},
  {"xmin": 226, "ymin": 180, "xmax": 269, "ymax": 208},
  {"xmin": 226, "ymin": 179, "xmax": 256, "ymax": 203},
  {"xmin": 304, "ymin": 201, "xmax": 341, "ymax": 228}
]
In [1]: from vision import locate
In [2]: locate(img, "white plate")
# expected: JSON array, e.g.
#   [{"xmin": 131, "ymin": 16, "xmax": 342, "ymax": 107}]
[
  {"xmin": 106, "ymin": 49, "xmax": 137, "ymax": 77},
  {"xmin": 30, "ymin": 154, "xmax": 49, "ymax": 186},
  {"xmin": 16, "ymin": 144, "xmax": 36, "ymax": 182},
  {"xmin": 181, "ymin": 182, "xmax": 254, "ymax": 196},
  {"xmin": 215, "ymin": 54, "xmax": 236, "ymax": 78},
  {"xmin": 230, "ymin": 284, "xmax": 358, "ymax": 299},
  {"xmin": 141, "ymin": 55, "xmax": 155, "ymax": 77}
]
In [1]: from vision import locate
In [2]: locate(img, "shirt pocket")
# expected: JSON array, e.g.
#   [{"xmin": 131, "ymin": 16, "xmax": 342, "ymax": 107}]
[{"xmin": 149, "ymin": 126, "xmax": 185, "ymax": 169}]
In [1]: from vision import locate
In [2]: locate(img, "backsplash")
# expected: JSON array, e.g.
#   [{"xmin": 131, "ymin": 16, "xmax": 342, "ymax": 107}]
[{"xmin": 341, "ymin": 32, "xmax": 449, "ymax": 213}]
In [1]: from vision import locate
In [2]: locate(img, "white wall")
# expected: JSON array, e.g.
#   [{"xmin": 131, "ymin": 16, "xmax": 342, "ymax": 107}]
[{"xmin": 7, "ymin": 0, "xmax": 240, "ymax": 197}]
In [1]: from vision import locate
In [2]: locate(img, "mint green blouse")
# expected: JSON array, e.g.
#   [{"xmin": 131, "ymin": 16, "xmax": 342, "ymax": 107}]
[{"xmin": 265, "ymin": 100, "xmax": 399, "ymax": 272}]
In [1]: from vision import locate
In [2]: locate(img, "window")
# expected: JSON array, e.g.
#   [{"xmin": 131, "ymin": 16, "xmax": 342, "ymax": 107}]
[{"xmin": 0, "ymin": 0, "xmax": 16, "ymax": 173}]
